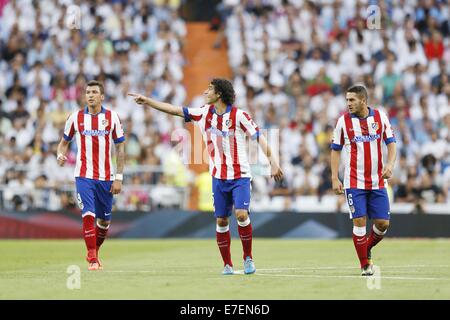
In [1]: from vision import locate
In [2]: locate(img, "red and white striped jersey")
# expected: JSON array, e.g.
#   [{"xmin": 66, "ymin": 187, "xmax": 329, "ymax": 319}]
[
  {"xmin": 63, "ymin": 106, "xmax": 125, "ymax": 181},
  {"xmin": 183, "ymin": 104, "xmax": 260, "ymax": 180},
  {"xmin": 331, "ymin": 108, "xmax": 396, "ymax": 189}
]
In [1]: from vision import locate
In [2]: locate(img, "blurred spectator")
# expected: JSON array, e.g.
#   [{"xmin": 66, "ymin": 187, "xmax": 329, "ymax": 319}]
[
  {"xmin": 1, "ymin": 0, "xmax": 449, "ymax": 212},
  {"xmin": 395, "ymin": 166, "xmax": 422, "ymax": 205},
  {"xmin": 122, "ymin": 175, "xmax": 151, "ymax": 211},
  {"xmin": 221, "ymin": 0, "xmax": 450, "ymax": 210},
  {"xmin": 4, "ymin": 170, "xmax": 34, "ymax": 211},
  {"xmin": 424, "ymin": 31, "xmax": 445, "ymax": 60},
  {"xmin": 162, "ymin": 146, "xmax": 191, "ymax": 188},
  {"xmin": 0, "ymin": 0, "xmax": 188, "ymax": 211},
  {"xmin": 195, "ymin": 171, "xmax": 214, "ymax": 212},
  {"xmin": 418, "ymin": 154, "xmax": 445, "ymax": 203},
  {"xmin": 31, "ymin": 174, "xmax": 61, "ymax": 210}
]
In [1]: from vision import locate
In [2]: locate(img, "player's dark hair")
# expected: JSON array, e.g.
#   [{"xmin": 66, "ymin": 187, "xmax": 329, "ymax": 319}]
[
  {"xmin": 86, "ymin": 80, "xmax": 104, "ymax": 94},
  {"xmin": 347, "ymin": 85, "xmax": 368, "ymax": 102},
  {"xmin": 211, "ymin": 78, "xmax": 235, "ymax": 105}
]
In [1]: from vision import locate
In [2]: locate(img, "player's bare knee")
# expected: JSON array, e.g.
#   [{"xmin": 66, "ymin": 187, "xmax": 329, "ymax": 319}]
[
  {"xmin": 216, "ymin": 217, "xmax": 229, "ymax": 227},
  {"xmin": 375, "ymin": 220, "xmax": 389, "ymax": 232},
  {"xmin": 235, "ymin": 209, "xmax": 248, "ymax": 222},
  {"xmin": 353, "ymin": 217, "xmax": 366, "ymax": 227}
]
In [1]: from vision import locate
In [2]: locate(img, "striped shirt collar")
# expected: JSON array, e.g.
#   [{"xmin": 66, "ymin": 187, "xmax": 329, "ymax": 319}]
[
  {"xmin": 210, "ymin": 104, "xmax": 232, "ymax": 116},
  {"xmin": 84, "ymin": 105, "xmax": 106, "ymax": 115},
  {"xmin": 350, "ymin": 107, "xmax": 375, "ymax": 119}
]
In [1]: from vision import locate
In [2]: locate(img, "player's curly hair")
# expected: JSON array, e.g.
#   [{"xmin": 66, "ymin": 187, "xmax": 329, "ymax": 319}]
[{"xmin": 211, "ymin": 78, "xmax": 235, "ymax": 106}]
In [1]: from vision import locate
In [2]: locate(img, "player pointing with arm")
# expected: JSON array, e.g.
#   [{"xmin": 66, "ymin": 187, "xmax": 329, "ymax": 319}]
[
  {"xmin": 57, "ymin": 80, "xmax": 126, "ymax": 271},
  {"xmin": 331, "ymin": 85, "xmax": 396, "ymax": 276},
  {"xmin": 129, "ymin": 78, "xmax": 283, "ymax": 275}
]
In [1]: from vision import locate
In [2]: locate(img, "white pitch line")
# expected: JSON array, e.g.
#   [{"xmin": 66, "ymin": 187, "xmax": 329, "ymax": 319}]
[
  {"xmin": 2, "ymin": 265, "xmax": 450, "ymax": 277},
  {"xmin": 3, "ymin": 269, "xmax": 447, "ymax": 282},
  {"xmin": 254, "ymin": 273, "xmax": 450, "ymax": 281},
  {"xmin": 256, "ymin": 265, "xmax": 450, "ymax": 272}
]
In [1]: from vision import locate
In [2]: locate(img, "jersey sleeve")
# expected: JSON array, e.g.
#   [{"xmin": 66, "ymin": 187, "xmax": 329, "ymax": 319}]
[
  {"xmin": 63, "ymin": 112, "xmax": 76, "ymax": 142},
  {"xmin": 112, "ymin": 112, "xmax": 125, "ymax": 144},
  {"xmin": 239, "ymin": 111, "xmax": 260, "ymax": 140},
  {"xmin": 182, "ymin": 105, "xmax": 207, "ymax": 123},
  {"xmin": 380, "ymin": 111, "xmax": 396, "ymax": 144},
  {"xmin": 330, "ymin": 116, "xmax": 345, "ymax": 150}
]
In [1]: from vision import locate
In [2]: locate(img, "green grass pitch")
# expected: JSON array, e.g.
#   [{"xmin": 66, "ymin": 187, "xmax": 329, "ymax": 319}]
[{"xmin": 1, "ymin": 239, "xmax": 449, "ymax": 299}]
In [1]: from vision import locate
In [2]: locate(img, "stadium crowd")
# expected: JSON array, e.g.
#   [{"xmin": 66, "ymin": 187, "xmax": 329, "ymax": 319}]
[
  {"xmin": 0, "ymin": 0, "xmax": 187, "ymax": 211},
  {"xmin": 0, "ymin": 0, "xmax": 449, "ymax": 212},
  {"xmin": 218, "ymin": 0, "xmax": 450, "ymax": 211}
]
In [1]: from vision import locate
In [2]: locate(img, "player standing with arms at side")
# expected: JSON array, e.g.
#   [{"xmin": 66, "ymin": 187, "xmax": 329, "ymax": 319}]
[
  {"xmin": 57, "ymin": 80, "xmax": 126, "ymax": 271},
  {"xmin": 129, "ymin": 78, "xmax": 283, "ymax": 275},
  {"xmin": 331, "ymin": 85, "xmax": 396, "ymax": 276}
]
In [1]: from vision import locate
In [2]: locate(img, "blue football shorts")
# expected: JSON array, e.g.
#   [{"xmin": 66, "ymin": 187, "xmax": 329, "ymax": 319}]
[
  {"xmin": 212, "ymin": 177, "xmax": 251, "ymax": 218},
  {"xmin": 75, "ymin": 177, "xmax": 113, "ymax": 221},
  {"xmin": 344, "ymin": 188, "xmax": 390, "ymax": 220}
]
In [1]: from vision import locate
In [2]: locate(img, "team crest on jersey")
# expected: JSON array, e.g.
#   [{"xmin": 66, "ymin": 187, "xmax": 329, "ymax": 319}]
[
  {"xmin": 102, "ymin": 119, "xmax": 109, "ymax": 127},
  {"xmin": 372, "ymin": 122, "xmax": 379, "ymax": 131},
  {"xmin": 225, "ymin": 119, "xmax": 232, "ymax": 128}
]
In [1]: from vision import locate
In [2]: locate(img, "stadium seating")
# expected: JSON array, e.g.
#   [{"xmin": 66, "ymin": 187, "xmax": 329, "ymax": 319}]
[
  {"xmin": 221, "ymin": 0, "xmax": 450, "ymax": 211},
  {"xmin": 0, "ymin": 0, "xmax": 449, "ymax": 213}
]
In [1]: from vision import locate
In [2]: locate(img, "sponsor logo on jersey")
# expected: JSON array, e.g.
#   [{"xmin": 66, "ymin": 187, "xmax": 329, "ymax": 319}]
[
  {"xmin": 82, "ymin": 130, "xmax": 110, "ymax": 136},
  {"xmin": 206, "ymin": 127, "xmax": 235, "ymax": 137},
  {"xmin": 352, "ymin": 134, "xmax": 380, "ymax": 143}
]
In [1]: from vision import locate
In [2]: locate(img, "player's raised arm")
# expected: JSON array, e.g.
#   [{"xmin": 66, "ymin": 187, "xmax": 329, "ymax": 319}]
[{"xmin": 128, "ymin": 93, "xmax": 184, "ymax": 117}]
